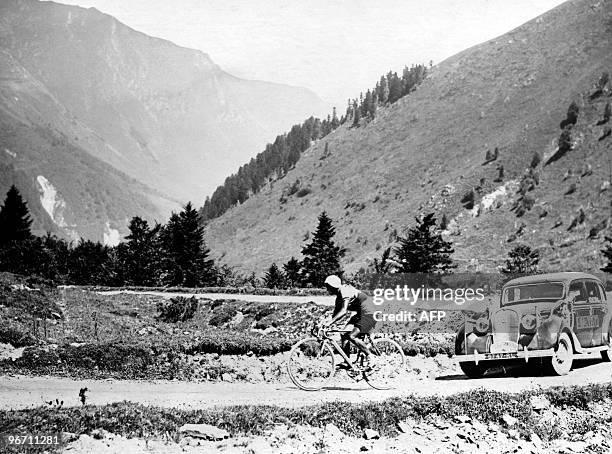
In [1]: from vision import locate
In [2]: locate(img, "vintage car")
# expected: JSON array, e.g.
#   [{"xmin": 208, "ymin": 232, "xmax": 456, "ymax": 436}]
[{"xmin": 455, "ymin": 272, "xmax": 611, "ymax": 377}]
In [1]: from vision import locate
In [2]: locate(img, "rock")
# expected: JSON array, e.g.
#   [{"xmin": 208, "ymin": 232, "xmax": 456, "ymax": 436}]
[
  {"xmin": 62, "ymin": 432, "xmax": 79, "ymax": 443},
  {"xmin": 179, "ymin": 423, "xmax": 229, "ymax": 440},
  {"xmin": 221, "ymin": 372, "xmax": 235, "ymax": 382},
  {"xmin": 507, "ymin": 429, "xmax": 519, "ymax": 439},
  {"xmin": 530, "ymin": 395, "xmax": 550, "ymax": 411},
  {"xmin": 90, "ymin": 429, "xmax": 106, "ymax": 440},
  {"xmin": 324, "ymin": 423, "xmax": 344, "ymax": 439},
  {"xmin": 397, "ymin": 421, "xmax": 412, "ymax": 433},
  {"xmin": 501, "ymin": 413, "xmax": 517, "ymax": 428},
  {"xmin": 363, "ymin": 429, "xmax": 379, "ymax": 440},
  {"xmin": 530, "ymin": 432, "xmax": 543, "ymax": 448},
  {"xmin": 455, "ymin": 415, "xmax": 471, "ymax": 424}
]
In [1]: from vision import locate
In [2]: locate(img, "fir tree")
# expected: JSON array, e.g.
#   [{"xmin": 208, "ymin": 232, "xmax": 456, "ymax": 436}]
[
  {"xmin": 69, "ymin": 240, "xmax": 114, "ymax": 285},
  {"xmin": 283, "ymin": 256, "xmax": 302, "ymax": 288},
  {"xmin": 501, "ymin": 244, "xmax": 540, "ymax": 274},
  {"xmin": 122, "ymin": 217, "xmax": 162, "ymax": 286},
  {"xmin": 602, "ymin": 236, "xmax": 612, "ymax": 273},
  {"xmin": 263, "ymin": 263, "xmax": 285, "ymax": 289},
  {"xmin": 301, "ymin": 211, "xmax": 344, "ymax": 287},
  {"xmin": 393, "ymin": 213, "xmax": 455, "ymax": 273},
  {"xmin": 0, "ymin": 185, "xmax": 33, "ymax": 245},
  {"xmin": 162, "ymin": 203, "xmax": 215, "ymax": 287}
]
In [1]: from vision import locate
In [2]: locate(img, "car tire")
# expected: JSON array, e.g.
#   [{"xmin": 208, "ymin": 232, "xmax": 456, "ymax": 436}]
[
  {"xmin": 548, "ymin": 332, "xmax": 573, "ymax": 376},
  {"xmin": 455, "ymin": 326, "xmax": 487, "ymax": 379}
]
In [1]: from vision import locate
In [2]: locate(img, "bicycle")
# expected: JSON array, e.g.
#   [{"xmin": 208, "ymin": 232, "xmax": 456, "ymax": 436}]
[{"xmin": 286, "ymin": 324, "xmax": 406, "ymax": 391}]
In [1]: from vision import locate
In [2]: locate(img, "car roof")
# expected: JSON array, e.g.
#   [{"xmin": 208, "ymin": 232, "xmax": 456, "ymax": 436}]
[{"xmin": 504, "ymin": 272, "xmax": 602, "ymax": 287}]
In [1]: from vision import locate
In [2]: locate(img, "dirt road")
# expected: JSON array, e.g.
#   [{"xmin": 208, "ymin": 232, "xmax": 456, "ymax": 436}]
[
  {"xmin": 1, "ymin": 359, "xmax": 610, "ymax": 411},
  {"xmin": 96, "ymin": 290, "xmax": 335, "ymax": 306}
]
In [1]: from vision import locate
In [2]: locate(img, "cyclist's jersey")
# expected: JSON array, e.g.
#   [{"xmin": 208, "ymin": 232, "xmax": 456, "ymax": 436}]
[{"xmin": 334, "ymin": 284, "xmax": 375, "ymax": 317}]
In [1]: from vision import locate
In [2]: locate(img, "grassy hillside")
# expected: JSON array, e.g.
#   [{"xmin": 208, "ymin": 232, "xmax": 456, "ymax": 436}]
[{"xmin": 205, "ymin": 0, "xmax": 612, "ymax": 275}]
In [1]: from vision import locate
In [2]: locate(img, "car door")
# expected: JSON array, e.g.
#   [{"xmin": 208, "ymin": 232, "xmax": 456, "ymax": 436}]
[
  {"xmin": 586, "ymin": 280, "xmax": 605, "ymax": 346},
  {"xmin": 569, "ymin": 280, "xmax": 592, "ymax": 348}
]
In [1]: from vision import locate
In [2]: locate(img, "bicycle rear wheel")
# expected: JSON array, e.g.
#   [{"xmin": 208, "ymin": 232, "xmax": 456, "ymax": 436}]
[
  {"xmin": 287, "ymin": 337, "xmax": 335, "ymax": 391},
  {"xmin": 363, "ymin": 337, "xmax": 405, "ymax": 390}
]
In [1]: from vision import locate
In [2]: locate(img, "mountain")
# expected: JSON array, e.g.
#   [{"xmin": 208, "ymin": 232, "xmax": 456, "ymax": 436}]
[
  {"xmin": 204, "ymin": 0, "xmax": 612, "ymax": 275},
  {"xmin": 0, "ymin": 0, "xmax": 327, "ymax": 241}
]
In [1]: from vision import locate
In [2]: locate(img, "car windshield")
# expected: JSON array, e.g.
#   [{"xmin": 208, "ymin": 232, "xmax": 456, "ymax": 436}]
[{"xmin": 502, "ymin": 282, "xmax": 565, "ymax": 305}]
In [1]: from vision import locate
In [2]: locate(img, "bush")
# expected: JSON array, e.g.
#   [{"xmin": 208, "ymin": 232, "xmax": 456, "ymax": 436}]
[
  {"xmin": 296, "ymin": 188, "xmax": 312, "ymax": 198},
  {"xmin": 0, "ymin": 326, "xmax": 37, "ymax": 347},
  {"xmin": 186, "ymin": 330, "xmax": 292, "ymax": 356},
  {"xmin": 156, "ymin": 296, "xmax": 198, "ymax": 323},
  {"xmin": 208, "ymin": 306, "xmax": 237, "ymax": 327}
]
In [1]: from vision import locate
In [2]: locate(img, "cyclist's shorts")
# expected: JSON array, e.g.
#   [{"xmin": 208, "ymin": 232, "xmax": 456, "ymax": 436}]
[{"xmin": 348, "ymin": 313, "xmax": 377, "ymax": 334}]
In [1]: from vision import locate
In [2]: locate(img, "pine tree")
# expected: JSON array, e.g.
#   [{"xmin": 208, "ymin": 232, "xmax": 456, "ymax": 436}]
[
  {"xmin": 501, "ymin": 244, "xmax": 540, "ymax": 274},
  {"xmin": 352, "ymin": 100, "xmax": 361, "ymax": 127},
  {"xmin": 301, "ymin": 212, "xmax": 344, "ymax": 287},
  {"xmin": 162, "ymin": 203, "xmax": 215, "ymax": 287},
  {"xmin": 263, "ymin": 263, "xmax": 285, "ymax": 289},
  {"xmin": 0, "ymin": 185, "xmax": 33, "ymax": 245},
  {"xmin": 283, "ymin": 256, "xmax": 302, "ymax": 288},
  {"xmin": 379, "ymin": 76, "xmax": 389, "ymax": 104},
  {"xmin": 601, "ymin": 236, "xmax": 612, "ymax": 273},
  {"xmin": 393, "ymin": 213, "xmax": 455, "ymax": 273},
  {"xmin": 69, "ymin": 240, "xmax": 114, "ymax": 285},
  {"xmin": 122, "ymin": 217, "xmax": 162, "ymax": 286}
]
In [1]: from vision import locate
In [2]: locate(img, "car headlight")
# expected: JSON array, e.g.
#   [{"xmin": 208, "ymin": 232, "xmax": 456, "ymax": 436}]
[
  {"xmin": 474, "ymin": 316, "xmax": 490, "ymax": 335},
  {"xmin": 521, "ymin": 314, "xmax": 536, "ymax": 331}
]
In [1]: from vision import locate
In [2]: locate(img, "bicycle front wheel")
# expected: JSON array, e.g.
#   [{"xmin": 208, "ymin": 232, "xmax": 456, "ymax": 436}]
[
  {"xmin": 286, "ymin": 337, "xmax": 335, "ymax": 391},
  {"xmin": 364, "ymin": 337, "xmax": 406, "ymax": 390}
]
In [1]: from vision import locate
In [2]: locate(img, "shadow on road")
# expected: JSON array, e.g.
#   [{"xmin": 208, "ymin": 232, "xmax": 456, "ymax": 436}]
[{"xmin": 436, "ymin": 358, "xmax": 605, "ymax": 381}]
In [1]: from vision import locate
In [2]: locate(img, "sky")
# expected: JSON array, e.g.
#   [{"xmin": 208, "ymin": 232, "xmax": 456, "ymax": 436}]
[{"xmin": 53, "ymin": 0, "xmax": 567, "ymax": 110}]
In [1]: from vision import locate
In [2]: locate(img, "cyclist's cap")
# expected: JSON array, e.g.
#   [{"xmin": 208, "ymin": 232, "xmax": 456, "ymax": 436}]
[{"xmin": 324, "ymin": 275, "xmax": 341, "ymax": 288}]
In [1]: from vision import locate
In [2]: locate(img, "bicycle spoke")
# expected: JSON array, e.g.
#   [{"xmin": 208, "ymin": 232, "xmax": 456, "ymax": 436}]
[
  {"xmin": 363, "ymin": 338, "xmax": 406, "ymax": 390},
  {"xmin": 287, "ymin": 337, "xmax": 335, "ymax": 391}
]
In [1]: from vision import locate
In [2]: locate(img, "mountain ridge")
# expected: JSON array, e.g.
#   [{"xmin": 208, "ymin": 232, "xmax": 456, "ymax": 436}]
[
  {"xmin": 204, "ymin": 0, "xmax": 612, "ymax": 275},
  {"xmin": 0, "ymin": 0, "xmax": 328, "ymax": 242}
]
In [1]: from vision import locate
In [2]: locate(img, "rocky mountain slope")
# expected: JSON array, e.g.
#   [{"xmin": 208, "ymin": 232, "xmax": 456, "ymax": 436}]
[
  {"xmin": 205, "ymin": 0, "xmax": 612, "ymax": 275},
  {"xmin": 0, "ymin": 0, "xmax": 326, "ymax": 241}
]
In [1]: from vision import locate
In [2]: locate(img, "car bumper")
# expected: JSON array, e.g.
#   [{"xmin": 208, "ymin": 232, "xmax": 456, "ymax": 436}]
[{"xmin": 455, "ymin": 348, "xmax": 555, "ymax": 365}]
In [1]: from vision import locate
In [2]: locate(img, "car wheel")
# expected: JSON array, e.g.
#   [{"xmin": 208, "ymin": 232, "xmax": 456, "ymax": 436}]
[
  {"xmin": 459, "ymin": 361, "xmax": 487, "ymax": 379},
  {"xmin": 455, "ymin": 326, "xmax": 487, "ymax": 379},
  {"xmin": 549, "ymin": 332, "xmax": 573, "ymax": 376}
]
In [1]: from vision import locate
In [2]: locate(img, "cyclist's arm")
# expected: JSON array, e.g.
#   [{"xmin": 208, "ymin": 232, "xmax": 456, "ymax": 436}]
[{"xmin": 327, "ymin": 297, "xmax": 350, "ymax": 326}]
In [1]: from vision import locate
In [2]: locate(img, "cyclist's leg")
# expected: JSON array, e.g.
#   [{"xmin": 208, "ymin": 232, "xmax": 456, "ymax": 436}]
[
  {"xmin": 341, "ymin": 317, "xmax": 357, "ymax": 357},
  {"xmin": 347, "ymin": 326, "xmax": 372, "ymax": 358}
]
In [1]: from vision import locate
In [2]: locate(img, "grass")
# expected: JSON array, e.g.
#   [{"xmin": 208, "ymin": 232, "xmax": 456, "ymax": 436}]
[{"xmin": 1, "ymin": 384, "xmax": 610, "ymax": 446}]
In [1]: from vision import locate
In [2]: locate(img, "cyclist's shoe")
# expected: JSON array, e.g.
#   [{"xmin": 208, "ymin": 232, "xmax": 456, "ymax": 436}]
[{"xmin": 336, "ymin": 363, "xmax": 352, "ymax": 371}]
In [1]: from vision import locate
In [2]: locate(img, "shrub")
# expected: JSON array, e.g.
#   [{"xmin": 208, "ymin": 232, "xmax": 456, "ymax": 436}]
[
  {"xmin": 296, "ymin": 188, "xmax": 312, "ymax": 198},
  {"xmin": 186, "ymin": 330, "xmax": 292, "ymax": 356},
  {"xmin": 0, "ymin": 326, "xmax": 37, "ymax": 347},
  {"xmin": 156, "ymin": 296, "xmax": 198, "ymax": 323},
  {"xmin": 208, "ymin": 306, "xmax": 237, "ymax": 327}
]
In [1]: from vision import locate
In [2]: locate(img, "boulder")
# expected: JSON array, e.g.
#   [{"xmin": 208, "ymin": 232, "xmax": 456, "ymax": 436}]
[
  {"xmin": 363, "ymin": 428, "xmax": 380, "ymax": 440},
  {"xmin": 501, "ymin": 413, "xmax": 517, "ymax": 428},
  {"xmin": 178, "ymin": 423, "xmax": 229, "ymax": 440}
]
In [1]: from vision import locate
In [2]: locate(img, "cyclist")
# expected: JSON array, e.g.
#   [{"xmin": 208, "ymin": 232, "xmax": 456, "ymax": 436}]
[{"xmin": 322, "ymin": 275, "xmax": 378, "ymax": 368}]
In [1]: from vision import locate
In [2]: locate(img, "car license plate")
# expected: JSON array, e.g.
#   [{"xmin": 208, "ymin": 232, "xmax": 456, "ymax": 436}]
[
  {"xmin": 576, "ymin": 315, "xmax": 599, "ymax": 329},
  {"xmin": 490, "ymin": 340, "xmax": 518, "ymax": 353},
  {"xmin": 485, "ymin": 352, "xmax": 518, "ymax": 360}
]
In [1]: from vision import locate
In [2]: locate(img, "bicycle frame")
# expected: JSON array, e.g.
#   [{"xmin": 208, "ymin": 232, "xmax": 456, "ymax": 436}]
[{"xmin": 320, "ymin": 329, "xmax": 369, "ymax": 371}]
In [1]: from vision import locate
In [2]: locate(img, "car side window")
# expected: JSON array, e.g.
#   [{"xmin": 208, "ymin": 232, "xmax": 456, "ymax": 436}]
[
  {"xmin": 585, "ymin": 281, "xmax": 602, "ymax": 301},
  {"xmin": 568, "ymin": 280, "xmax": 587, "ymax": 303}
]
